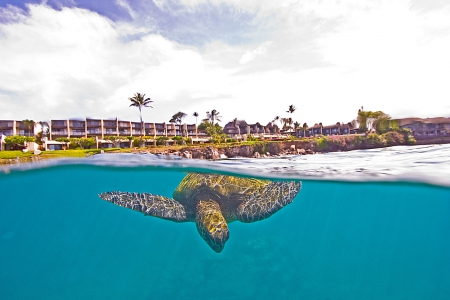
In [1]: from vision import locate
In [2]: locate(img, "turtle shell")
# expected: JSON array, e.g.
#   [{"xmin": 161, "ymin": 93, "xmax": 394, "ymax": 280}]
[{"xmin": 173, "ymin": 173, "xmax": 271, "ymax": 205}]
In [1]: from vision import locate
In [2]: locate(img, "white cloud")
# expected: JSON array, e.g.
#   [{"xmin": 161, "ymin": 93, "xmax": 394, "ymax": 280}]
[{"xmin": 239, "ymin": 41, "xmax": 272, "ymax": 64}]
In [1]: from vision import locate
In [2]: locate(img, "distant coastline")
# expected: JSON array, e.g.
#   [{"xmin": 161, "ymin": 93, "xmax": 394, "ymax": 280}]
[{"xmin": 2, "ymin": 132, "xmax": 450, "ymax": 165}]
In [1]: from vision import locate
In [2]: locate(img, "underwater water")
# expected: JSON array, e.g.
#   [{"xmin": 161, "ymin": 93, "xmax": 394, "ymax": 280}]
[{"xmin": 1, "ymin": 144, "xmax": 450, "ymax": 300}]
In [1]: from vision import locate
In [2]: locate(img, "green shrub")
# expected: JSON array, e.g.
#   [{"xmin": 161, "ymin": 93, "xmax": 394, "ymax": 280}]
[
  {"xmin": 316, "ymin": 136, "xmax": 329, "ymax": 150},
  {"xmin": 156, "ymin": 136, "xmax": 169, "ymax": 146},
  {"xmin": 383, "ymin": 131, "xmax": 405, "ymax": 146},
  {"xmin": 365, "ymin": 133, "xmax": 386, "ymax": 147}
]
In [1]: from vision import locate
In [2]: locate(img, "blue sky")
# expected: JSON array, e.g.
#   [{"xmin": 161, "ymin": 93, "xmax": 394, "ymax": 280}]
[{"xmin": 1, "ymin": 0, "xmax": 450, "ymax": 126}]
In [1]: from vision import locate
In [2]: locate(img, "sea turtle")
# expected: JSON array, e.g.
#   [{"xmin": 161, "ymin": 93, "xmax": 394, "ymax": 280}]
[{"xmin": 98, "ymin": 173, "xmax": 301, "ymax": 252}]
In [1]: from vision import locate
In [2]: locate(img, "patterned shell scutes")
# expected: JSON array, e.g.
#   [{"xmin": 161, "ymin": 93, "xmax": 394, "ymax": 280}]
[
  {"xmin": 173, "ymin": 173, "xmax": 271, "ymax": 202},
  {"xmin": 99, "ymin": 191, "xmax": 188, "ymax": 222},
  {"xmin": 236, "ymin": 181, "xmax": 301, "ymax": 223}
]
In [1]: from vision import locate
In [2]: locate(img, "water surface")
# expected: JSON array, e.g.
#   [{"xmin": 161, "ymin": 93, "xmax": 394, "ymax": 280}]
[{"xmin": 1, "ymin": 144, "xmax": 449, "ymax": 299}]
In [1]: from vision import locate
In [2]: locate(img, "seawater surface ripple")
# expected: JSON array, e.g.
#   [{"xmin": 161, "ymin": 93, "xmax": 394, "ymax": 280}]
[
  {"xmin": 1, "ymin": 144, "xmax": 450, "ymax": 300},
  {"xmin": 2, "ymin": 143, "xmax": 450, "ymax": 187}
]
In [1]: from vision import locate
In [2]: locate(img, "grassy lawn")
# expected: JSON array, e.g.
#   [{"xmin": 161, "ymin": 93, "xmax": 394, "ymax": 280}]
[{"xmin": 0, "ymin": 148, "xmax": 122, "ymax": 163}]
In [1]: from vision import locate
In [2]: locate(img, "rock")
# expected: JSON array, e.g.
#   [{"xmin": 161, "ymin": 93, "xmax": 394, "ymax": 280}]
[
  {"xmin": 239, "ymin": 145, "xmax": 254, "ymax": 157},
  {"xmin": 254, "ymin": 152, "xmax": 260, "ymax": 158},
  {"xmin": 220, "ymin": 154, "xmax": 228, "ymax": 159},
  {"xmin": 290, "ymin": 145, "xmax": 296, "ymax": 151},
  {"xmin": 297, "ymin": 148, "xmax": 306, "ymax": 155}
]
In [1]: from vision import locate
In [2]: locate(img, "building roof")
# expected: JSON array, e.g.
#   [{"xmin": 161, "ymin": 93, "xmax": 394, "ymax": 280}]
[{"xmin": 396, "ymin": 117, "xmax": 450, "ymax": 126}]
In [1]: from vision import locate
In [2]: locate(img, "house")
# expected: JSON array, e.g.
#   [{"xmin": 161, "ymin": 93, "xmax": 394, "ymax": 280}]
[
  {"xmin": 223, "ymin": 120, "xmax": 248, "ymax": 138},
  {"xmin": 396, "ymin": 117, "xmax": 450, "ymax": 137}
]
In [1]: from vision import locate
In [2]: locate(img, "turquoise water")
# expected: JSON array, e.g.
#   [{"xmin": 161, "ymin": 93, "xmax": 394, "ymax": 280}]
[{"xmin": 1, "ymin": 146, "xmax": 450, "ymax": 299}]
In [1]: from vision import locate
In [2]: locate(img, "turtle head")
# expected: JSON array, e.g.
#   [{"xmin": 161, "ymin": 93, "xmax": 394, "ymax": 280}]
[{"xmin": 195, "ymin": 200, "xmax": 229, "ymax": 253}]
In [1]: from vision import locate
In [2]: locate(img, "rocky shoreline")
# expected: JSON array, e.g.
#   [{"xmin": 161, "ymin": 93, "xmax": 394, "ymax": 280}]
[{"xmin": 148, "ymin": 134, "xmax": 450, "ymax": 160}]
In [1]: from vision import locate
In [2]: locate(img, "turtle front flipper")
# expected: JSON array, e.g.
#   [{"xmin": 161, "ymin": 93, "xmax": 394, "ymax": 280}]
[
  {"xmin": 195, "ymin": 200, "xmax": 229, "ymax": 253},
  {"xmin": 236, "ymin": 181, "xmax": 301, "ymax": 223},
  {"xmin": 99, "ymin": 191, "xmax": 188, "ymax": 222}
]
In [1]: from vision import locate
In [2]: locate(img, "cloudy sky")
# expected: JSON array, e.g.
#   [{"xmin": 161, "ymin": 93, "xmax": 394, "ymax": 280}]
[{"xmin": 1, "ymin": 0, "xmax": 449, "ymax": 126}]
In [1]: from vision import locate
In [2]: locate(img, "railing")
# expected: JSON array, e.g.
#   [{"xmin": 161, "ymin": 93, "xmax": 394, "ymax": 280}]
[
  {"xmin": 70, "ymin": 132, "xmax": 85, "ymax": 136},
  {"xmin": 52, "ymin": 131, "xmax": 68, "ymax": 136},
  {"xmin": 104, "ymin": 130, "xmax": 117, "ymax": 135}
]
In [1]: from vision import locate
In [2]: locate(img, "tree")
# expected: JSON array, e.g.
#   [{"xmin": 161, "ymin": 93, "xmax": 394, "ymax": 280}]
[
  {"xmin": 357, "ymin": 109, "xmax": 390, "ymax": 134},
  {"xmin": 4, "ymin": 135, "xmax": 35, "ymax": 150},
  {"xmin": 129, "ymin": 93, "xmax": 153, "ymax": 147},
  {"xmin": 272, "ymin": 116, "xmax": 280, "ymax": 126},
  {"xmin": 232, "ymin": 118, "xmax": 241, "ymax": 137},
  {"xmin": 193, "ymin": 112, "xmax": 199, "ymax": 138},
  {"xmin": 104, "ymin": 136, "xmax": 123, "ymax": 148},
  {"xmin": 55, "ymin": 137, "xmax": 70, "ymax": 149},
  {"xmin": 205, "ymin": 109, "xmax": 222, "ymax": 126},
  {"xmin": 169, "ymin": 111, "xmax": 187, "ymax": 136},
  {"xmin": 69, "ymin": 138, "xmax": 95, "ymax": 149},
  {"xmin": 294, "ymin": 121, "xmax": 300, "ymax": 129},
  {"xmin": 198, "ymin": 120, "xmax": 223, "ymax": 136},
  {"xmin": 36, "ymin": 121, "xmax": 49, "ymax": 145},
  {"xmin": 22, "ymin": 119, "xmax": 35, "ymax": 136},
  {"xmin": 286, "ymin": 104, "xmax": 296, "ymax": 115},
  {"xmin": 302, "ymin": 122, "xmax": 308, "ymax": 137}
]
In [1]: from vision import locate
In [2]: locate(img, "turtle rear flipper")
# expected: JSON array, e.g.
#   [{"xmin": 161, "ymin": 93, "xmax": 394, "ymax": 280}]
[
  {"xmin": 236, "ymin": 181, "xmax": 301, "ymax": 223},
  {"xmin": 99, "ymin": 191, "xmax": 188, "ymax": 222},
  {"xmin": 195, "ymin": 200, "xmax": 229, "ymax": 253}
]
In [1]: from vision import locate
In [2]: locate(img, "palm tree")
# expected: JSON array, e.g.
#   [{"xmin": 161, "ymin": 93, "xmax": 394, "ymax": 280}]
[
  {"xmin": 232, "ymin": 117, "xmax": 241, "ymax": 138},
  {"xmin": 302, "ymin": 122, "xmax": 308, "ymax": 137},
  {"xmin": 22, "ymin": 119, "xmax": 35, "ymax": 137},
  {"xmin": 286, "ymin": 104, "xmax": 296, "ymax": 115},
  {"xmin": 193, "ymin": 112, "xmax": 199, "ymax": 138},
  {"xmin": 129, "ymin": 93, "xmax": 153, "ymax": 147},
  {"xmin": 272, "ymin": 116, "xmax": 280, "ymax": 126},
  {"xmin": 169, "ymin": 112, "xmax": 187, "ymax": 136},
  {"xmin": 205, "ymin": 109, "xmax": 222, "ymax": 126}
]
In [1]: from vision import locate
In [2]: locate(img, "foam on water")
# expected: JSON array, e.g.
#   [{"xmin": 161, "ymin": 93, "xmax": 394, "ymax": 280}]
[
  {"xmin": 2, "ymin": 143, "xmax": 450, "ymax": 187},
  {"xmin": 1, "ymin": 144, "xmax": 450, "ymax": 299}
]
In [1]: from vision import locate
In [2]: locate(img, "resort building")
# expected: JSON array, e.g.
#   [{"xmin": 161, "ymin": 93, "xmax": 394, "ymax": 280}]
[
  {"xmin": 396, "ymin": 117, "xmax": 450, "ymax": 137},
  {"xmin": 0, "ymin": 120, "xmax": 36, "ymax": 137},
  {"xmin": 297, "ymin": 122, "xmax": 356, "ymax": 137},
  {"xmin": 223, "ymin": 120, "xmax": 281, "ymax": 139}
]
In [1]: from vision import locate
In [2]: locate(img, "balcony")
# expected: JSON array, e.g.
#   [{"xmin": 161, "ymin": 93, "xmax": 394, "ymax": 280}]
[
  {"xmin": 104, "ymin": 129, "xmax": 117, "ymax": 135},
  {"xmin": 0, "ymin": 130, "xmax": 13, "ymax": 135},
  {"xmin": 87, "ymin": 121, "xmax": 101, "ymax": 126},
  {"xmin": 70, "ymin": 122, "xmax": 85, "ymax": 128},
  {"xmin": 0, "ymin": 122, "xmax": 14, "ymax": 128},
  {"xmin": 119, "ymin": 130, "xmax": 131, "ymax": 135},
  {"xmin": 87, "ymin": 129, "xmax": 102, "ymax": 135},
  {"xmin": 103, "ymin": 121, "xmax": 116, "ymax": 127},
  {"xmin": 52, "ymin": 131, "xmax": 68, "ymax": 136},
  {"xmin": 70, "ymin": 131, "xmax": 85, "ymax": 136},
  {"xmin": 52, "ymin": 121, "xmax": 67, "ymax": 127}
]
